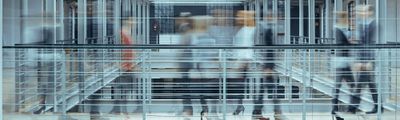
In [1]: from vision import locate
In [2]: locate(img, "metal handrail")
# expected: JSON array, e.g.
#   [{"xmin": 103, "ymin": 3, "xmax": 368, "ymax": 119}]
[{"xmin": 4, "ymin": 44, "xmax": 400, "ymax": 49}]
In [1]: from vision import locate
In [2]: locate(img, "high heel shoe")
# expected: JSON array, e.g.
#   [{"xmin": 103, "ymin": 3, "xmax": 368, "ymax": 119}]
[
  {"xmin": 331, "ymin": 114, "xmax": 344, "ymax": 120},
  {"xmin": 331, "ymin": 107, "xmax": 344, "ymax": 120},
  {"xmin": 33, "ymin": 106, "xmax": 45, "ymax": 114},
  {"xmin": 200, "ymin": 110, "xmax": 208, "ymax": 120},
  {"xmin": 232, "ymin": 105, "xmax": 245, "ymax": 115}
]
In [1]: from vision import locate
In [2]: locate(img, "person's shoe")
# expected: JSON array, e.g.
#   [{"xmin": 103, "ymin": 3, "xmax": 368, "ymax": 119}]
[
  {"xmin": 332, "ymin": 115, "xmax": 344, "ymax": 120},
  {"xmin": 347, "ymin": 106, "xmax": 358, "ymax": 114},
  {"xmin": 200, "ymin": 110, "xmax": 208, "ymax": 120},
  {"xmin": 274, "ymin": 113, "xmax": 288, "ymax": 120},
  {"xmin": 331, "ymin": 105, "xmax": 339, "ymax": 115},
  {"xmin": 232, "ymin": 105, "xmax": 245, "ymax": 115},
  {"xmin": 33, "ymin": 106, "xmax": 45, "ymax": 114},
  {"xmin": 252, "ymin": 110, "xmax": 269, "ymax": 120},
  {"xmin": 365, "ymin": 106, "xmax": 384, "ymax": 114},
  {"xmin": 331, "ymin": 107, "xmax": 344, "ymax": 120}
]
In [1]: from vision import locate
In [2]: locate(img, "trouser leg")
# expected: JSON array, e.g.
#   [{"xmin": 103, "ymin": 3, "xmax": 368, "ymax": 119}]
[
  {"xmin": 253, "ymin": 78, "xmax": 265, "ymax": 112},
  {"xmin": 121, "ymin": 73, "xmax": 133, "ymax": 113},
  {"xmin": 350, "ymin": 71, "xmax": 367, "ymax": 111},
  {"xmin": 200, "ymin": 95, "xmax": 208, "ymax": 112},
  {"xmin": 112, "ymin": 74, "xmax": 131, "ymax": 113},
  {"xmin": 332, "ymin": 75, "xmax": 342, "ymax": 112},
  {"xmin": 333, "ymin": 67, "xmax": 355, "ymax": 112},
  {"xmin": 181, "ymin": 64, "xmax": 192, "ymax": 113},
  {"xmin": 111, "ymin": 77, "xmax": 122, "ymax": 113},
  {"xmin": 271, "ymin": 76, "xmax": 281, "ymax": 113},
  {"xmin": 367, "ymin": 73, "xmax": 378, "ymax": 106}
]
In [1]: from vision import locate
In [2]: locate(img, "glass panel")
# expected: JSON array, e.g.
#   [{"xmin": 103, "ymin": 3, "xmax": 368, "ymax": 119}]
[{"xmin": 1, "ymin": 0, "xmax": 399, "ymax": 120}]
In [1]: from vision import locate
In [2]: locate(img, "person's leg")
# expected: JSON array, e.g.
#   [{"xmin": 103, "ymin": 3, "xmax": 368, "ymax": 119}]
[
  {"xmin": 271, "ymin": 75, "xmax": 282, "ymax": 114},
  {"xmin": 252, "ymin": 74, "xmax": 266, "ymax": 117},
  {"xmin": 121, "ymin": 73, "xmax": 133, "ymax": 113},
  {"xmin": 233, "ymin": 63, "xmax": 246, "ymax": 115},
  {"xmin": 343, "ymin": 67, "xmax": 356, "ymax": 113},
  {"xmin": 231, "ymin": 81, "xmax": 244, "ymax": 115},
  {"xmin": 200, "ymin": 95, "xmax": 209, "ymax": 119},
  {"xmin": 332, "ymin": 73, "xmax": 343, "ymax": 114},
  {"xmin": 349, "ymin": 70, "xmax": 367, "ymax": 113},
  {"xmin": 182, "ymin": 63, "xmax": 193, "ymax": 116},
  {"xmin": 111, "ymin": 76, "xmax": 123, "ymax": 113},
  {"xmin": 333, "ymin": 67, "xmax": 356, "ymax": 114},
  {"xmin": 343, "ymin": 67, "xmax": 356, "ymax": 91},
  {"xmin": 366, "ymin": 72, "xmax": 380, "ymax": 114},
  {"xmin": 252, "ymin": 68, "xmax": 275, "ymax": 120},
  {"xmin": 133, "ymin": 77, "xmax": 143, "ymax": 113},
  {"xmin": 111, "ymin": 73, "xmax": 133, "ymax": 113}
]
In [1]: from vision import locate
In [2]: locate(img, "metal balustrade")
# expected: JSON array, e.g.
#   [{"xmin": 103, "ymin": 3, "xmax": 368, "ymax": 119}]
[{"xmin": 2, "ymin": 44, "xmax": 400, "ymax": 120}]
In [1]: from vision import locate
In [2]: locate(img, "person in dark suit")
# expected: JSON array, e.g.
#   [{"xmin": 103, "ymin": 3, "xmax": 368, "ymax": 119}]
[
  {"xmin": 176, "ymin": 12, "xmax": 195, "ymax": 120},
  {"xmin": 252, "ymin": 13, "xmax": 285, "ymax": 120},
  {"xmin": 331, "ymin": 11, "xmax": 355, "ymax": 120},
  {"xmin": 349, "ymin": 5, "xmax": 380, "ymax": 114}
]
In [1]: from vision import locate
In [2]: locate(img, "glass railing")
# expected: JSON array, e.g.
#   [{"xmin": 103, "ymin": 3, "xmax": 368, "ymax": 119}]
[{"xmin": 2, "ymin": 44, "xmax": 400, "ymax": 120}]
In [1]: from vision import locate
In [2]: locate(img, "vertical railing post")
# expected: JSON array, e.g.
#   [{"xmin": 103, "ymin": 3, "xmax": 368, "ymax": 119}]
[
  {"xmin": 141, "ymin": 49, "xmax": 147, "ymax": 120},
  {"xmin": 301, "ymin": 48, "xmax": 307, "ymax": 120},
  {"xmin": 138, "ymin": 0, "xmax": 142, "ymax": 44},
  {"xmin": 77, "ymin": 0, "xmax": 87, "ymax": 112},
  {"xmin": 0, "ymin": 0, "xmax": 3, "ymax": 117},
  {"xmin": 222, "ymin": 49, "xmax": 227, "ymax": 120},
  {"xmin": 146, "ymin": 49, "xmax": 152, "ymax": 105},
  {"xmin": 53, "ymin": 48, "xmax": 58, "ymax": 112},
  {"xmin": 376, "ymin": 0, "xmax": 383, "ymax": 119},
  {"xmin": 145, "ymin": 1, "xmax": 151, "ymax": 44},
  {"xmin": 14, "ymin": 49, "xmax": 20, "ymax": 112},
  {"xmin": 285, "ymin": 0, "xmax": 292, "ymax": 102}
]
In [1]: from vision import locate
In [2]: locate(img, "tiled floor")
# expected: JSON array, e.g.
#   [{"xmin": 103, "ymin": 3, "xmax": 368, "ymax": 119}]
[{"xmin": 4, "ymin": 112, "xmax": 399, "ymax": 120}]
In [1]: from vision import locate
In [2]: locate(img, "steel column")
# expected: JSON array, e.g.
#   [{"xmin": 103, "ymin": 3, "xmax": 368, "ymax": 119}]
[
  {"xmin": 59, "ymin": 0, "xmax": 65, "ymax": 41},
  {"xmin": 138, "ymin": 1, "xmax": 142, "ymax": 44},
  {"xmin": 324, "ymin": 0, "xmax": 331, "ymax": 38},
  {"xmin": 133, "ymin": 1, "xmax": 137, "ymax": 43},
  {"xmin": 299, "ymin": 0, "xmax": 304, "ymax": 37},
  {"xmin": 0, "ymin": 0, "xmax": 3, "ymax": 118},
  {"xmin": 77, "ymin": 0, "xmax": 87, "ymax": 113},
  {"xmin": 284, "ymin": 0, "xmax": 292, "ymax": 101},
  {"xmin": 376, "ymin": 0, "xmax": 383, "ymax": 119},
  {"xmin": 273, "ymin": 0, "xmax": 278, "ymax": 43},
  {"xmin": 78, "ymin": 0, "xmax": 87, "ymax": 44},
  {"xmin": 114, "ymin": 0, "xmax": 121, "ymax": 44},
  {"xmin": 145, "ymin": 2, "xmax": 150, "ymax": 44},
  {"xmin": 222, "ymin": 49, "xmax": 227, "ymax": 120},
  {"xmin": 263, "ymin": 0, "xmax": 268, "ymax": 18},
  {"xmin": 97, "ymin": 0, "xmax": 105, "ymax": 43},
  {"xmin": 285, "ymin": 0, "xmax": 291, "ymax": 45}
]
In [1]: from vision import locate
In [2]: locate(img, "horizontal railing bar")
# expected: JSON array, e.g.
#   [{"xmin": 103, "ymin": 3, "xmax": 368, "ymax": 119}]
[{"xmin": 3, "ymin": 44, "xmax": 400, "ymax": 49}]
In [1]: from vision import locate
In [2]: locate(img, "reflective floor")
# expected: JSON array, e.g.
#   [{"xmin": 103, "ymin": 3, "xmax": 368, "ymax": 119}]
[{"xmin": 4, "ymin": 111, "xmax": 399, "ymax": 120}]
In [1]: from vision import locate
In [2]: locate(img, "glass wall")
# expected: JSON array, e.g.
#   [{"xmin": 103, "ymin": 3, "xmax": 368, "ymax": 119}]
[{"xmin": 1, "ymin": 0, "xmax": 400, "ymax": 120}]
